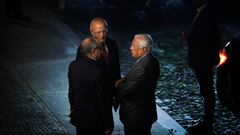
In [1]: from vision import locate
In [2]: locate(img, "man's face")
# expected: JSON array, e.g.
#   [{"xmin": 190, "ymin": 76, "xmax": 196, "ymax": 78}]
[
  {"xmin": 91, "ymin": 21, "xmax": 108, "ymax": 44},
  {"xmin": 130, "ymin": 37, "xmax": 144, "ymax": 60}
]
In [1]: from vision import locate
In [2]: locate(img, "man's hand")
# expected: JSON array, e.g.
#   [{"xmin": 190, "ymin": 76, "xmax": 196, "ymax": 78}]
[
  {"xmin": 104, "ymin": 128, "xmax": 112, "ymax": 135},
  {"xmin": 115, "ymin": 78, "xmax": 124, "ymax": 88}
]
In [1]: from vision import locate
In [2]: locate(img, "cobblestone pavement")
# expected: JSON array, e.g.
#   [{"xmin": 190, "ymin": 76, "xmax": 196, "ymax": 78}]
[
  {"xmin": 0, "ymin": 64, "xmax": 69, "ymax": 135},
  {"xmin": 58, "ymin": 16, "xmax": 240, "ymax": 135},
  {"xmin": 38, "ymin": 1, "xmax": 240, "ymax": 134},
  {"xmin": 149, "ymin": 23, "xmax": 240, "ymax": 135},
  {"xmin": 114, "ymin": 17, "xmax": 240, "ymax": 134}
]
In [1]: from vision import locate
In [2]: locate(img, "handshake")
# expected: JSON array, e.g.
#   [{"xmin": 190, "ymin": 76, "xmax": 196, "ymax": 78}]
[{"xmin": 115, "ymin": 77, "xmax": 125, "ymax": 89}]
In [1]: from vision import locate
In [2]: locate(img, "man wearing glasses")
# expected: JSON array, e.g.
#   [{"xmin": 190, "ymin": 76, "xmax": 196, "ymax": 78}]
[
  {"xmin": 75, "ymin": 17, "xmax": 120, "ymax": 134},
  {"xmin": 87, "ymin": 18, "xmax": 121, "ymax": 112}
]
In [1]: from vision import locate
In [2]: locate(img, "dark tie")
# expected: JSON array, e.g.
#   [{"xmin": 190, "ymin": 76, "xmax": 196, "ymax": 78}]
[{"xmin": 102, "ymin": 45, "xmax": 110, "ymax": 65}]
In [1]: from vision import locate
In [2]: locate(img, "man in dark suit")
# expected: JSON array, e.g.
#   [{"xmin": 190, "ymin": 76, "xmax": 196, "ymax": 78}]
[
  {"xmin": 115, "ymin": 34, "xmax": 160, "ymax": 135},
  {"xmin": 182, "ymin": 0, "xmax": 221, "ymax": 134},
  {"xmin": 89, "ymin": 17, "xmax": 121, "ymax": 111},
  {"xmin": 68, "ymin": 37, "xmax": 113, "ymax": 135}
]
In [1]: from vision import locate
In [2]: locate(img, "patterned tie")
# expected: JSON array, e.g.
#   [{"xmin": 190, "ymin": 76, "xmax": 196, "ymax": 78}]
[{"xmin": 102, "ymin": 45, "xmax": 110, "ymax": 65}]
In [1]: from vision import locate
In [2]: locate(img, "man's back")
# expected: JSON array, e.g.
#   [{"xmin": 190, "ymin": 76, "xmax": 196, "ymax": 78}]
[
  {"xmin": 187, "ymin": 3, "xmax": 221, "ymax": 68},
  {"xmin": 68, "ymin": 56, "xmax": 104, "ymax": 128}
]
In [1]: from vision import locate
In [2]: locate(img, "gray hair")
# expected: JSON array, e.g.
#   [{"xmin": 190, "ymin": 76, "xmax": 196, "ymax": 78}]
[
  {"xmin": 80, "ymin": 37, "xmax": 99, "ymax": 56},
  {"xmin": 135, "ymin": 34, "xmax": 153, "ymax": 52}
]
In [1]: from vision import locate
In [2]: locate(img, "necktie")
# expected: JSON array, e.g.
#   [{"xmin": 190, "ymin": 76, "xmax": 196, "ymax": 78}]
[{"xmin": 102, "ymin": 45, "xmax": 110, "ymax": 65}]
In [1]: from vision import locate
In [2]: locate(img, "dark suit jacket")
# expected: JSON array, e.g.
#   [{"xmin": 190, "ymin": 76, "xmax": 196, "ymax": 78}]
[
  {"xmin": 119, "ymin": 53, "xmax": 160, "ymax": 127},
  {"xmin": 68, "ymin": 56, "xmax": 113, "ymax": 130},
  {"xmin": 100, "ymin": 37, "xmax": 121, "ymax": 85},
  {"xmin": 99, "ymin": 37, "xmax": 121, "ymax": 110},
  {"xmin": 187, "ymin": 4, "xmax": 221, "ymax": 69},
  {"xmin": 76, "ymin": 37, "xmax": 121, "ymax": 89}
]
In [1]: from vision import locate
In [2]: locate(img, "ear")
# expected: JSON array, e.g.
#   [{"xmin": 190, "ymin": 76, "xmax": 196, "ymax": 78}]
[
  {"xmin": 91, "ymin": 31, "xmax": 94, "ymax": 36},
  {"xmin": 142, "ymin": 47, "xmax": 148, "ymax": 53},
  {"xmin": 90, "ymin": 48, "xmax": 95, "ymax": 55}
]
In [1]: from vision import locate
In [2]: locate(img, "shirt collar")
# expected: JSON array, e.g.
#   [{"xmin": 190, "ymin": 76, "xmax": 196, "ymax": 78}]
[
  {"xmin": 102, "ymin": 43, "xmax": 108, "ymax": 52},
  {"xmin": 136, "ymin": 53, "xmax": 149, "ymax": 62}
]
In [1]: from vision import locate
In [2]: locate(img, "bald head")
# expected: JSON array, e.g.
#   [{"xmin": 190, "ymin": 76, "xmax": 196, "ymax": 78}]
[
  {"xmin": 90, "ymin": 17, "xmax": 108, "ymax": 32},
  {"xmin": 90, "ymin": 17, "xmax": 108, "ymax": 44},
  {"xmin": 80, "ymin": 37, "xmax": 99, "ymax": 56}
]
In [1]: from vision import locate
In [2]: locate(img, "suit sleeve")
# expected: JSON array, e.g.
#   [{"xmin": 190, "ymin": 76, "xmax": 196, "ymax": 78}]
[
  {"xmin": 121, "ymin": 64, "xmax": 145, "ymax": 98},
  {"xmin": 97, "ymin": 69, "xmax": 114, "ymax": 131},
  {"xmin": 68, "ymin": 65, "xmax": 74, "ymax": 111}
]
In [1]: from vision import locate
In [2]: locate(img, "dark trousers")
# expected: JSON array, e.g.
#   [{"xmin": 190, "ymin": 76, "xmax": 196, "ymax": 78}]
[
  {"xmin": 76, "ymin": 127, "xmax": 105, "ymax": 135},
  {"xmin": 124, "ymin": 124, "xmax": 152, "ymax": 135},
  {"xmin": 193, "ymin": 67, "xmax": 215, "ymax": 125}
]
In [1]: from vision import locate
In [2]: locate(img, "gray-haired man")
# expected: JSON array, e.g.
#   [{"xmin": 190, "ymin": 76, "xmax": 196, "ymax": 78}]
[{"xmin": 115, "ymin": 34, "xmax": 160, "ymax": 135}]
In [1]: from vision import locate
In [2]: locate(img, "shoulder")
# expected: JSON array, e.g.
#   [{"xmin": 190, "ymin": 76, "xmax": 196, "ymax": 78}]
[
  {"xmin": 68, "ymin": 60, "xmax": 81, "ymax": 74},
  {"xmin": 83, "ymin": 58, "xmax": 103, "ymax": 71},
  {"xmin": 142, "ymin": 54, "xmax": 159, "ymax": 64},
  {"xmin": 138, "ymin": 54, "xmax": 159, "ymax": 71},
  {"xmin": 106, "ymin": 37, "xmax": 117, "ymax": 47},
  {"xmin": 68, "ymin": 60, "xmax": 77, "ymax": 68},
  {"xmin": 106, "ymin": 37, "xmax": 116, "ymax": 43},
  {"xmin": 83, "ymin": 60, "xmax": 104, "ymax": 75}
]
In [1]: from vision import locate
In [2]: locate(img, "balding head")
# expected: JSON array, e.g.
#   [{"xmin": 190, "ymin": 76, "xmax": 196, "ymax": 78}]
[
  {"xmin": 80, "ymin": 37, "xmax": 100, "ymax": 56},
  {"xmin": 90, "ymin": 17, "xmax": 108, "ymax": 44},
  {"xmin": 90, "ymin": 17, "xmax": 108, "ymax": 32}
]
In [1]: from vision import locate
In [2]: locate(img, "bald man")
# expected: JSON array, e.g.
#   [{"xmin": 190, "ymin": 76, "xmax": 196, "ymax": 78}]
[
  {"xmin": 76, "ymin": 17, "xmax": 121, "ymax": 112},
  {"xmin": 90, "ymin": 18, "xmax": 121, "ymax": 88},
  {"xmin": 68, "ymin": 37, "xmax": 113, "ymax": 135}
]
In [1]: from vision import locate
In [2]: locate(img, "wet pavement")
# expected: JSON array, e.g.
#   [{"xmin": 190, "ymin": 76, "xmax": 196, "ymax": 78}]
[
  {"xmin": 0, "ymin": 64, "xmax": 69, "ymax": 135},
  {"xmin": 0, "ymin": 0, "xmax": 78, "ymax": 133},
  {"xmin": 151, "ymin": 24, "xmax": 240, "ymax": 135},
  {"xmin": 53, "ymin": 1, "xmax": 240, "ymax": 134},
  {"xmin": 0, "ymin": 0, "xmax": 186, "ymax": 134},
  {"xmin": 1, "ymin": 0, "xmax": 240, "ymax": 134}
]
